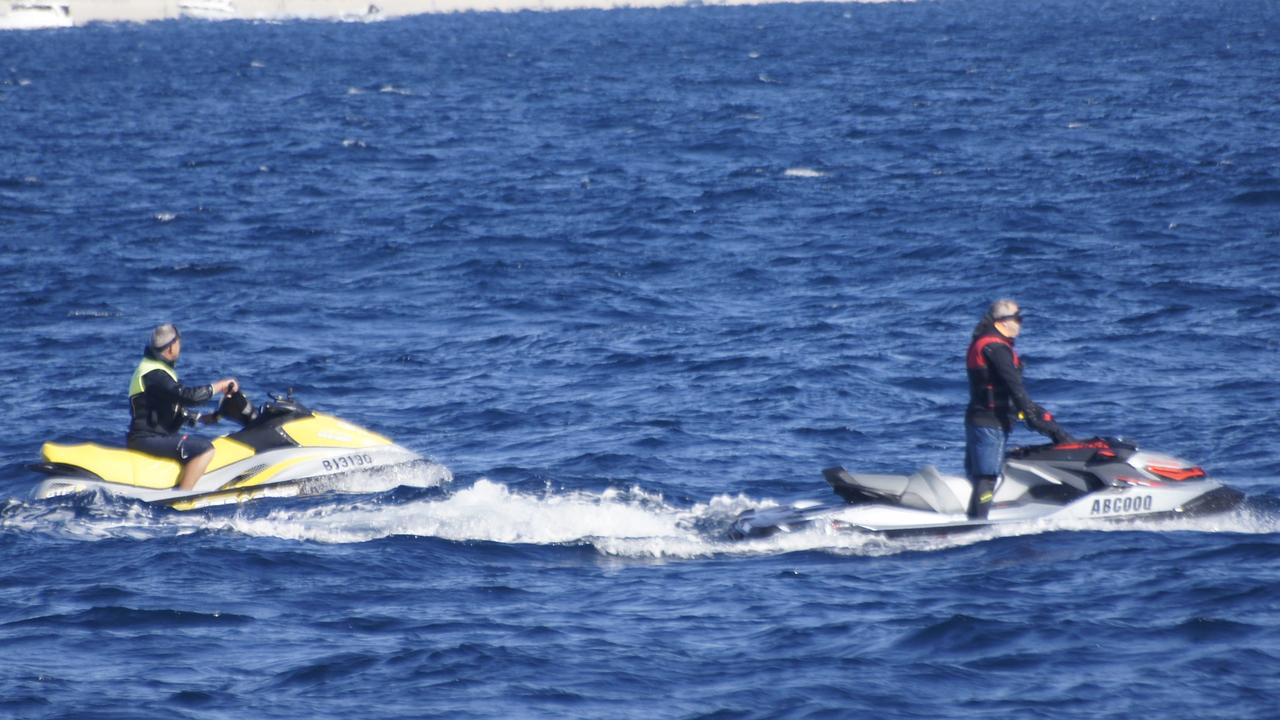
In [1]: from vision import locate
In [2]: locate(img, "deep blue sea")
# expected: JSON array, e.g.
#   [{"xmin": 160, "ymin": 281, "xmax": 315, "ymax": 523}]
[{"xmin": 3, "ymin": 0, "xmax": 1280, "ymax": 717}]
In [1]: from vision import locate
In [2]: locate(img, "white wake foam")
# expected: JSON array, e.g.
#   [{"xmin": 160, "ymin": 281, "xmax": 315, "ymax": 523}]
[
  {"xmin": 783, "ymin": 167, "xmax": 827, "ymax": 178},
  {"xmin": 192, "ymin": 479, "xmax": 1280, "ymax": 558},
  {"xmin": 6, "ymin": 469, "xmax": 1276, "ymax": 559},
  {"xmin": 217, "ymin": 479, "xmax": 694, "ymax": 547}
]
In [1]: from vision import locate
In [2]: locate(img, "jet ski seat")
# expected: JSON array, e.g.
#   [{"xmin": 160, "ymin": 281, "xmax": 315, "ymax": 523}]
[
  {"xmin": 908, "ymin": 465, "xmax": 968, "ymax": 515},
  {"xmin": 826, "ymin": 465, "xmax": 968, "ymax": 515}
]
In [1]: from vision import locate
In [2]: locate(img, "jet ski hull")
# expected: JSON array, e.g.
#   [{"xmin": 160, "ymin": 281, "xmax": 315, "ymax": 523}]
[
  {"xmin": 730, "ymin": 483, "xmax": 1244, "ymax": 539},
  {"xmin": 33, "ymin": 443, "xmax": 425, "ymax": 510},
  {"xmin": 730, "ymin": 438, "xmax": 1245, "ymax": 539},
  {"xmin": 31, "ymin": 396, "xmax": 427, "ymax": 510}
]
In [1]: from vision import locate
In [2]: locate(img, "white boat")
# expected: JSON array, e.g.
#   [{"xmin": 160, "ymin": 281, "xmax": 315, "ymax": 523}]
[
  {"xmin": 179, "ymin": 0, "xmax": 237, "ymax": 20},
  {"xmin": 0, "ymin": 2, "xmax": 73, "ymax": 30},
  {"xmin": 339, "ymin": 3, "xmax": 383, "ymax": 22}
]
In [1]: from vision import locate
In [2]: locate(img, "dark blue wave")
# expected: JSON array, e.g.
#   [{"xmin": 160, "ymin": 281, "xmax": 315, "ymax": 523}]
[{"xmin": 3, "ymin": 0, "xmax": 1280, "ymax": 718}]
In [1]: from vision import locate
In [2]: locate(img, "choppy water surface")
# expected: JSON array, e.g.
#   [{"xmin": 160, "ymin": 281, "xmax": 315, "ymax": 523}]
[{"xmin": 3, "ymin": 0, "xmax": 1280, "ymax": 717}]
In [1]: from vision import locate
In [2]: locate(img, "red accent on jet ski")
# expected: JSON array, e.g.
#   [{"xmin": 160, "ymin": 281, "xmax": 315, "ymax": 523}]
[
  {"xmin": 1054, "ymin": 439, "xmax": 1113, "ymax": 450},
  {"xmin": 1146, "ymin": 465, "xmax": 1206, "ymax": 481}
]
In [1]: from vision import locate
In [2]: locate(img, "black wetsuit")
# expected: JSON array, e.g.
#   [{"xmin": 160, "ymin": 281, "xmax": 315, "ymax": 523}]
[
  {"xmin": 963, "ymin": 329, "xmax": 1069, "ymax": 519},
  {"xmin": 965, "ymin": 331, "xmax": 1066, "ymax": 439},
  {"xmin": 126, "ymin": 348, "xmax": 215, "ymax": 462}
]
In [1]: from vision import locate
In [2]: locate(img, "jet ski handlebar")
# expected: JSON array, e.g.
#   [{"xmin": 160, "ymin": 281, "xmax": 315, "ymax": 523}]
[
  {"xmin": 217, "ymin": 388, "xmax": 312, "ymax": 428},
  {"xmin": 1006, "ymin": 436, "xmax": 1138, "ymax": 460}
]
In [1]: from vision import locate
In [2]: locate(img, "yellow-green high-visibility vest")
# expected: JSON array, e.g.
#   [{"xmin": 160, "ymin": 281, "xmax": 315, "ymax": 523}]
[{"xmin": 128, "ymin": 357, "xmax": 178, "ymax": 399}]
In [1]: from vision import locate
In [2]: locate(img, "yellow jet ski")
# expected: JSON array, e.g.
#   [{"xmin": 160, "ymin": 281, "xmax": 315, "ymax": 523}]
[{"xmin": 30, "ymin": 391, "xmax": 424, "ymax": 510}]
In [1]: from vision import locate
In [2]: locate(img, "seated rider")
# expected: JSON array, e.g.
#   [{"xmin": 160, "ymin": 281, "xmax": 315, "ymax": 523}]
[
  {"xmin": 964, "ymin": 299, "xmax": 1073, "ymax": 519},
  {"xmin": 126, "ymin": 324, "xmax": 238, "ymax": 491}
]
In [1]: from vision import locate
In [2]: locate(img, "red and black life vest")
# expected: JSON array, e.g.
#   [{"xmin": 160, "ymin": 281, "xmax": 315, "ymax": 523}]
[{"xmin": 966, "ymin": 332, "xmax": 1020, "ymax": 415}]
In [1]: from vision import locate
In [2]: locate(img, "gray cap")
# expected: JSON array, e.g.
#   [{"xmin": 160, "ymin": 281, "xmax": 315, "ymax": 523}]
[
  {"xmin": 988, "ymin": 298, "xmax": 1020, "ymax": 321},
  {"xmin": 150, "ymin": 323, "xmax": 181, "ymax": 351}
]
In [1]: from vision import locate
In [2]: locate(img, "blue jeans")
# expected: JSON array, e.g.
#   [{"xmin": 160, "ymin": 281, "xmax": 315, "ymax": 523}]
[{"xmin": 964, "ymin": 423, "xmax": 1008, "ymax": 481}]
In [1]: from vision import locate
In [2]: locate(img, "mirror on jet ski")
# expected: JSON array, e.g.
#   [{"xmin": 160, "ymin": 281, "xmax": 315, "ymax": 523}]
[
  {"xmin": 257, "ymin": 388, "xmax": 311, "ymax": 422},
  {"xmin": 216, "ymin": 387, "xmax": 311, "ymax": 427}
]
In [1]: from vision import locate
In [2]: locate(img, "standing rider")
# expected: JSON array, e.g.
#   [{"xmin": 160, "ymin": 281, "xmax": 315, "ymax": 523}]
[
  {"xmin": 127, "ymin": 324, "xmax": 238, "ymax": 491},
  {"xmin": 965, "ymin": 299, "xmax": 1073, "ymax": 519}
]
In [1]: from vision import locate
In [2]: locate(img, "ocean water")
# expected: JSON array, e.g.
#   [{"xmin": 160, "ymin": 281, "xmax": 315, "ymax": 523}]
[{"xmin": 3, "ymin": 0, "xmax": 1280, "ymax": 717}]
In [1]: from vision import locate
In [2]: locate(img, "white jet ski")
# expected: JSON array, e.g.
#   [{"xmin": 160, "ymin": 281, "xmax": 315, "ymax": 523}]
[
  {"xmin": 729, "ymin": 437, "xmax": 1244, "ymax": 539},
  {"xmin": 30, "ymin": 390, "xmax": 424, "ymax": 511}
]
